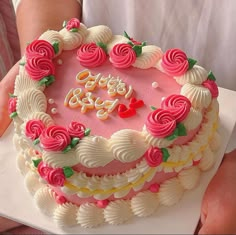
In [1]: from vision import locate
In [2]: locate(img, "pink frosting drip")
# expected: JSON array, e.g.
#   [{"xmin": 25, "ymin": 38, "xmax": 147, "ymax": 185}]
[
  {"xmin": 161, "ymin": 48, "xmax": 189, "ymax": 76},
  {"xmin": 161, "ymin": 94, "xmax": 191, "ymax": 122},
  {"xmin": 25, "ymin": 119, "xmax": 45, "ymax": 140},
  {"xmin": 39, "ymin": 125, "xmax": 71, "ymax": 151},
  {"xmin": 67, "ymin": 121, "xmax": 85, "ymax": 139},
  {"xmin": 47, "ymin": 168, "xmax": 65, "ymax": 187},
  {"xmin": 25, "ymin": 39, "xmax": 55, "ymax": 59},
  {"xmin": 77, "ymin": 43, "xmax": 107, "ymax": 67},
  {"xmin": 144, "ymin": 147, "xmax": 163, "ymax": 167},
  {"xmin": 109, "ymin": 43, "xmax": 136, "ymax": 68},
  {"xmin": 66, "ymin": 18, "xmax": 80, "ymax": 31},
  {"xmin": 202, "ymin": 80, "xmax": 219, "ymax": 98},
  {"xmin": 8, "ymin": 97, "xmax": 17, "ymax": 114},
  {"xmin": 145, "ymin": 109, "xmax": 176, "ymax": 138},
  {"xmin": 25, "ymin": 55, "xmax": 55, "ymax": 81}
]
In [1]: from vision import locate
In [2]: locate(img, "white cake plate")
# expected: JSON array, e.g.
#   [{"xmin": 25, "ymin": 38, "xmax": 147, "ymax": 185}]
[{"xmin": 0, "ymin": 87, "xmax": 236, "ymax": 234}]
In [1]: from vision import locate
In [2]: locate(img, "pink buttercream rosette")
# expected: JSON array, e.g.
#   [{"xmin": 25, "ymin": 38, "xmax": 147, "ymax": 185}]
[
  {"xmin": 39, "ymin": 125, "xmax": 71, "ymax": 152},
  {"xmin": 65, "ymin": 18, "xmax": 81, "ymax": 31},
  {"xmin": 67, "ymin": 121, "xmax": 86, "ymax": 139},
  {"xmin": 161, "ymin": 48, "xmax": 189, "ymax": 76},
  {"xmin": 25, "ymin": 39, "xmax": 55, "ymax": 59},
  {"xmin": 77, "ymin": 43, "xmax": 107, "ymax": 67},
  {"xmin": 109, "ymin": 43, "xmax": 136, "ymax": 68},
  {"xmin": 145, "ymin": 109, "xmax": 176, "ymax": 138},
  {"xmin": 145, "ymin": 146, "xmax": 163, "ymax": 167},
  {"xmin": 8, "ymin": 97, "xmax": 17, "ymax": 114},
  {"xmin": 161, "ymin": 94, "xmax": 191, "ymax": 122},
  {"xmin": 25, "ymin": 119, "xmax": 45, "ymax": 141}
]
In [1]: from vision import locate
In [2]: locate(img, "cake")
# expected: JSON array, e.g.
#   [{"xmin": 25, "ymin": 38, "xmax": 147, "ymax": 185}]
[{"xmin": 10, "ymin": 18, "xmax": 220, "ymax": 228}]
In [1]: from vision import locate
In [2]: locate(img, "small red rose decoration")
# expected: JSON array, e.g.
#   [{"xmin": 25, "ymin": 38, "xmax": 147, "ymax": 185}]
[
  {"xmin": 67, "ymin": 121, "xmax": 86, "ymax": 139},
  {"xmin": 202, "ymin": 80, "xmax": 219, "ymax": 98},
  {"xmin": 25, "ymin": 119, "xmax": 45, "ymax": 140},
  {"xmin": 8, "ymin": 97, "xmax": 17, "ymax": 114},
  {"xmin": 65, "ymin": 18, "xmax": 81, "ymax": 31},
  {"xmin": 145, "ymin": 147, "xmax": 163, "ymax": 167},
  {"xmin": 145, "ymin": 108, "xmax": 176, "ymax": 138}
]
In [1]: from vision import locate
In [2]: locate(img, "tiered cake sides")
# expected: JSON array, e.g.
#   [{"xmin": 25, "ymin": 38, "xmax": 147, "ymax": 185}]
[{"xmin": 10, "ymin": 19, "xmax": 220, "ymax": 228}]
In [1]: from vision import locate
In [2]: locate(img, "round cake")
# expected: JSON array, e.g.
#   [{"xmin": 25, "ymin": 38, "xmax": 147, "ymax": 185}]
[{"xmin": 10, "ymin": 18, "xmax": 220, "ymax": 228}]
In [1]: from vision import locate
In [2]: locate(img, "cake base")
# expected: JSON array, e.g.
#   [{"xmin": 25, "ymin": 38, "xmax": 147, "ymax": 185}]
[{"xmin": 1, "ymin": 87, "xmax": 236, "ymax": 234}]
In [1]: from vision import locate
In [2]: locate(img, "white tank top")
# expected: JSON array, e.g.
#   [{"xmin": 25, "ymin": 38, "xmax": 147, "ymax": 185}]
[{"xmin": 81, "ymin": 0, "xmax": 236, "ymax": 90}]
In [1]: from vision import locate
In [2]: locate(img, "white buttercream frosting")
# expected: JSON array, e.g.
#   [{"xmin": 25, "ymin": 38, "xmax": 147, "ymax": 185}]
[
  {"xmin": 83, "ymin": 25, "xmax": 112, "ymax": 44},
  {"xmin": 131, "ymin": 191, "xmax": 159, "ymax": 217},
  {"xmin": 209, "ymin": 131, "xmax": 221, "ymax": 152},
  {"xmin": 103, "ymin": 200, "xmax": 132, "ymax": 225},
  {"xmin": 28, "ymin": 112, "xmax": 54, "ymax": 127},
  {"xmin": 59, "ymin": 23, "xmax": 88, "ymax": 50},
  {"xmin": 181, "ymin": 84, "xmax": 212, "ymax": 110},
  {"xmin": 42, "ymin": 149, "xmax": 78, "ymax": 168},
  {"xmin": 39, "ymin": 30, "xmax": 64, "ymax": 56},
  {"xmin": 133, "ymin": 45, "xmax": 163, "ymax": 69},
  {"xmin": 110, "ymin": 129, "xmax": 148, "ymax": 162},
  {"xmin": 24, "ymin": 171, "xmax": 45, "ymax": 196},
  {"xmin": 53, "ymin": 203, "xmax": 78, "ymax": 227},
  {"xmin": 182, "ymin": 108, "xmax": 203, "ymax": 131},
  {"xmin": 17, "ymin": 88, "xmax": 47, "ymax": 121},
  {"xmin": 75, "ymin": 136, "xmax": 113, "ymax": 167},
  {"xmin": 158, "ymin": 178, "xmax": 184, "ymax": 206},
  {"xmin": 14, "ymin": 71, "xmax": 45, "ymax": 96},
  {"xmin": 77, "ymin": 203, "xmax": 104, "ymax": 228},
  {"xmin": 16, "ymin": 152, "xmax": 29, "ymax": 176},
  {"xmin": 198, "ymin": 147, "xmax": 215, "ymax": 171},
  {"xmin": 174, "ymin": 65, "xmax": 208, "ymax": 85},
  {"xmin": 178, "ymin": 166, "xmax": 200, "ymax": 190},
  {"xmin": 106, "ymin": 35, "xmax": 130, "ymax": 53},
  {"xmin": 34, "ymin": 187, "xmax": 58, "ymax": 216}
]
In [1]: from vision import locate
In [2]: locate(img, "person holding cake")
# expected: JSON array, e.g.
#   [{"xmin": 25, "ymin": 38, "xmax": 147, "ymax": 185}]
[{"xmin": 0, "ymin": 0, "xmax": 236, "ymax": 234}]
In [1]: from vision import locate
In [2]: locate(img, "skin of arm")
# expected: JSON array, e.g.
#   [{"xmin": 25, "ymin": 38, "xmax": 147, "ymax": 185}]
[
  {"xmin": 0, "ymin": 0, "xmax": 81, "ymax": 136},
  {"xmin": 16, "ymin": 0, "xmax": 81, "ymax": 55}
]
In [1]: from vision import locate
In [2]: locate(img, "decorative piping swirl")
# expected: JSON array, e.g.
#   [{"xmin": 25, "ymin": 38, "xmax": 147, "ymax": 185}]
[
  {"xmin": 202, "ymin": 80, "xmax": 219, "ymax": 98},
  {"xmin": 132, "ymin": 45, "xmax": 163, "ymax": 69},
  {"xmin": 77, "ymin": 43, "xmax": 107, "ymax": 67},
  {"xmin": 161, "ymin": 48, "xmax": 189, "ymax": 76},
  {"xmin": 174, "ymin": 65, "xmax": 208, "ymax": 85},
  {"xmin": 161, "ymin": 94, "xmax": 191, "ymax": 122},
  {"xmin": 25, "ymin": 55, "xmax": 55, "ymax": 81},
  {"xmin": 67, "ymin": 121, "xmax": 86, "ymax": 139},
  {"xmin": 25, "ymin": 39, "xmax": 55, "ymax": 59},
  {"xmin": 39, "ymin": 125, "xmax": 71, "ymax": 152},
  {"xmin": 25, "ymin": 119, "xmax": 45, "ymax": 140},
  {"xmin": 145, "ymin": 109, "xmax": 176, "ymax": 138},
  {"xmin": 83, "ymin": 25, "xmax": 112, "ymax": 44},
  {"xmin": 109, "ymin": 43, "xmax": 136, "ymax": 68}
]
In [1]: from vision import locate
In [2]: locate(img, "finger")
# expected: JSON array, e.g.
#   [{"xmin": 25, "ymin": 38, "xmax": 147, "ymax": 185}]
[{"xmin": 0, "ymin": 63, "xmax": 19, "ymax": 136}]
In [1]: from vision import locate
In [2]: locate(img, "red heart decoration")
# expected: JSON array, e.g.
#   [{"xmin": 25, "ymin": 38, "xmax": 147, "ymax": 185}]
[
  {"xmin": 118, "ymin": 104, "xmax": 136, "ymax": 118},
  {"xmin": 129, "ymin": 97, "xmax": 144, "ymax": 109},
  {"xmin": 118, "ymin": 104, "xmax": 128, "ymax": 113}
]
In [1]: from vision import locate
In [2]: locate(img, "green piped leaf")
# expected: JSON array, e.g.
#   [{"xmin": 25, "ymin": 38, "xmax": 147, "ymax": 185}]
[
  {"xmin": 132, "ymin": 45, "xmax": 143, "ymax": 57},
  {"xmin": 71, "ymin": 137, "xmax": 80, "ymax": 148},
  {"xmin": 85, "ymin": 128, "xmax": 91, "ymax": 136},
  {"xmin": 9, "ymin": 93, "xmax": 17, "ymax": 98},
  {"xmin": 188, "ymin": 58, "xmax": 197, "ymax": 70},
  {"xmin": 63, "ymin": 167, "xmax": 74, "ymax": 178},
  {"xmin": 62, "ymin": 20, "xmax": 67, "ymax": 28},
  {"xmin": 124, "ymin": 31, "xmax": 131, "ymax": 40},
  {"xmin": 32, "ymin": 159, "xmax": 42, "ymax": 168},
  {"xmin": 165, "ymin": 128, "xmax": 179, "ymax": 141},
  {"xmin": 63, "ymin": 145, "xmax": 72, "ymax": 153},
  {"xmin": 207, "ymin": 71, "xmax": 216, "ymax": 81},
  {"xmin": 96, "ymin": 42, "xmax": 107, "ymax": 53},
  {"xmin": 19, "ymin": 61, "xmax": 25, "ymax": 66},
  {"xmin": 70, "ymin": 28, "xmax": 78, "ymax": 32},
  {"xmin": 176, "ymin": 123, "xmax": 187, "ymax": 136},
  {"xmin": 161, "ymin": 148, "xmax": 170, "ymax": 162},
  {"xmin": 150, "ymin": 106, "xmax": 157, "ymax": 110},
  {"xmin": 10, "ymin": 112, "xmax": 17, "ymax": 119},
  {"xmin": 38, "ymin": 75, "xmax": 55, "ymax": 87},
  {"xmin": 52, "ymin": 41, "xmax": 59, "ymax": 54},
  {"xmin": 33, "ymin": 138, "xmax": 40, "ymax": 145}
]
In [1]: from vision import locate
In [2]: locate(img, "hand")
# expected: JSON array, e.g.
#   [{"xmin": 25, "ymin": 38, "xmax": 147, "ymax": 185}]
[
  {"xmin": 0, "ymin": 62, "xmax": 19, "ymax": 136},
  {"xmin": 198, "ymin": 149, "xmax": 236, "ymax": 234}
]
